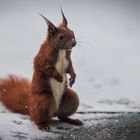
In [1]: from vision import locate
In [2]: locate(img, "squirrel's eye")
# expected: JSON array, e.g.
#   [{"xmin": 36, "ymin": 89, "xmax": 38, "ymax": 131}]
[{"xmin": 58, "ymin": 34, "xmax": 64, "ymax": 40}]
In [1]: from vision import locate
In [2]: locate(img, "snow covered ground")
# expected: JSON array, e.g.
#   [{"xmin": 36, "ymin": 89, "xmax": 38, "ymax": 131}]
[
  {"xmin": 0, "ymin": 0, "xmax": 140, "ymax": 139},
  {"xmin": 1, "ymin": 102, "xmax": 140, "ymax": 140},
  {"xmin": 0, "ymin": 102, "xmax": 113, "ymax": 139}
]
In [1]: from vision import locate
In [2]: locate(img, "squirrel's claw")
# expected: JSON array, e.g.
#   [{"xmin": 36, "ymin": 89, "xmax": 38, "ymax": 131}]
[
  {"xmin": 69, "ymin": 77, "xmax": 75, "ymax": 87},
  {"xmin": 38, "ymin": 124, "xmax": 50, "ymax": 131}
]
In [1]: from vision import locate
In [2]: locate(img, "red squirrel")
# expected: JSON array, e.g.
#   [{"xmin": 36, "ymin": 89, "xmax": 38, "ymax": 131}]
[{"xmin": 0, "ymin": 9, "xmax": 83, "ymax": 131}]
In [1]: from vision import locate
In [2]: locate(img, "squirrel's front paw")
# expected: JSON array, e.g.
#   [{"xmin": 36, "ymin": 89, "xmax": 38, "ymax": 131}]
[
  {"xmin": 55, "ymin": 74, "xmax": 63, "ymax": 83},
  {"xmin": 69, "ymin": 73, "xmax": 76, "ymax": 87},
  {"xmin": 69, "ymin": 76, "xmax": 75, "ymax": 87}
]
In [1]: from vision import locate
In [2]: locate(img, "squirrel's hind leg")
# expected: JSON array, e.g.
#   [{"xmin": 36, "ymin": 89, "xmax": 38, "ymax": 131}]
[
  {"xmin": 29, "ymin": 94, "xmax": 56, "ymax": 131},
  {"xmin": 57, "ymin": 88, "xmax": 83, "ymax": 126}
]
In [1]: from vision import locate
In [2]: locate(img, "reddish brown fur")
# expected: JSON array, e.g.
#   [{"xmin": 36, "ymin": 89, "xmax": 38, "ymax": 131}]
[
  {"xmin": 0, "ymin": 12, "xmax": 83, "ymax": 131},
  {"xmin": 30, "ymin": 32, "xmax": 81, "ymax": 129},
  {"xmin": 0, "ymin": 75, "xmax": 30, "ymax": 114}
]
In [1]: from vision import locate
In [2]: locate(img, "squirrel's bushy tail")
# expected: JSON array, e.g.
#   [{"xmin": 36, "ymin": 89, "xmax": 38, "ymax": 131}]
[{"xmin": 0, "ymin": 75, "xmax": 31, "ymax": 114}]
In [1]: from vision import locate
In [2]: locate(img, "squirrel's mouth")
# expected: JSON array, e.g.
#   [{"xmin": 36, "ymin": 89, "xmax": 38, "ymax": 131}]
[
  {"xmin": 65, "ymin": 46, "xmax": 73, "ymax": 51},
  {"xmin": 66, "ymin": 48, "xmax": 72, "ymax": 51},
  {"xmin": 64, "ymin": 40, "xmax": 76, "ymax": 51}
]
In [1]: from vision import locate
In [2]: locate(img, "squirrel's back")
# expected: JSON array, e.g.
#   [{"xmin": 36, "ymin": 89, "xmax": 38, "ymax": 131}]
[{"xmin": 0, "ymin": 75, "xmax": 30, "ymax": 114}]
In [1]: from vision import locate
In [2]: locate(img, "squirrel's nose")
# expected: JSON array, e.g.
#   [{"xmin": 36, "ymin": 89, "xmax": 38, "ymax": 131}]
[{"xmin": 71, "ymin": 39, "xmax": 76, "ymax": 47}]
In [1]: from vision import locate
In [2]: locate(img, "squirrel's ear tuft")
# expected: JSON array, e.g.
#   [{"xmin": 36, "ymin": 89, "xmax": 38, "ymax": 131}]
[
  {"xmin": 39, "ymin": 13, "xmax": 57, "ymax": 34},
  {"xmin": 59, "ymin": 6, "xmax": 68, "ymax": 27}
]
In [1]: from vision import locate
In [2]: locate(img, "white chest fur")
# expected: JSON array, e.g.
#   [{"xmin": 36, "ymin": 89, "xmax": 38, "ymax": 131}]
[{"xmin": 49, "ymin": 50, "xmax": 69, "ymax": 110}]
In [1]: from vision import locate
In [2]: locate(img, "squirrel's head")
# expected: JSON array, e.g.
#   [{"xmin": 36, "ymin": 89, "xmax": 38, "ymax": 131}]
[{"xmin": 39, "ymin": 8, "xmax": 76, "ymax": 51}]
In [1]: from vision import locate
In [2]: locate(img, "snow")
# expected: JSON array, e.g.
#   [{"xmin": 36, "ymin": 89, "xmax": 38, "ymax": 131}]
[
  {"xmin": 0, "ymin": 103, "xmax": 59, "ymax": 140},
  {"xmin": 0, "ymin": 102, "xmax": 123, "ymax": 140}
]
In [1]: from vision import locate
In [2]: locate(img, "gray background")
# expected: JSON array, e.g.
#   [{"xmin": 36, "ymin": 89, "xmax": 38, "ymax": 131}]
[{"xmin": 0, "ymin": 0, "xmax": 140, "ymax": 110}]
